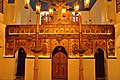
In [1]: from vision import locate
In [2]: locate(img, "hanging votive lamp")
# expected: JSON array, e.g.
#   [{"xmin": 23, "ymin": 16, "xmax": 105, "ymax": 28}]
[
  {"xmin": 84, "ymin": 0, "xmax": 90, "ymax": 8},
  {"xmin": 49, "ymin": 7, "xmax": 54, "ymax": 17},
  {"xmin": 36, "ymin": 2, "xmax": 41, "ymax": 14},
  {"xmin": 24, "ymin": 0, "xmax": 30, "ymax": 9},
  {"xmin": 74, "ymin": 2, "xmax": 80, "ymax": 14},
  {"xmin": 62, "ymin": 7, "xmax": 66, "ymax": 17},
  {"xmin": 78, "ymin": 12, "xmax": 81, "ymax": 15}
]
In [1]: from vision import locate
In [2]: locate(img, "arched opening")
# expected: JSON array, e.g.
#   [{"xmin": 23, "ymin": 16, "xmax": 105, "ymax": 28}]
[
  {"xmin": 94, "ymin": 48, "xmax": 105, "ymax": 80},
  {"xmin": 52, "ymin": 46, "xmax": 68, "ymax": 80},
  {"xmin": 16, "ymin": 47, "xmax": 26, "ymax": 80}
]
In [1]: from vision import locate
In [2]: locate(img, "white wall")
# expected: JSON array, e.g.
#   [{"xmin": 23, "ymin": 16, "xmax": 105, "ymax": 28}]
[
  {"xmin": 0, "ymin": 24, "xmax": 16, "ymax": 80},
  {"xmin": 14, "ymin": 0, "xmax": 24, "ymax": 24},
  {"xmin": 3, "ymin": 0, "xmax": 111, "ymax": 25},
  {"xmin": 25, "ymin": 59, "xmax": 51, "ymax": 80},
  {"xmin": 81, "ymin": 11, "xmax": 91, "ymax": 24},
  {"xmin": 3, "ymin": 0, "xmax": 15, "ymax": 25},
  {"xmin": 83, "ymin": 59, "xmax": 95, "ymax": 80},
  {"xmin": 107, "ymin": 34, "xmax": 120, "ymax": 80},
  {"xmin": 3, "ymin": 0, "xmax": 24, "ymax": 25},
  {"xmin": 116, "ymin": 12, "xmax": 120, "ymax": 23},
  {"xmin": 90, "ymin": 0, "xmax": 116, "ymax": 24},
  {"xmin": 0, "ymin": 13, "xmax": 4, "ymax": 23},
  {"xmin": 107, "ymin": 15, "xmax": 120, "ymax": 80},
  {"xmin": 68, "ymin": 59, "xmax": 79, "ymax": 80},
  {"xmin": 0, "ymin": 58, "xmax": 95, "ymax": 80},
  {"xmin": 21, "ymin": 7, "xmax": 37, "ymax": 24},
  {"xmin": 89, "ymin": 0, "xmax": 102, "ymax": 24}
]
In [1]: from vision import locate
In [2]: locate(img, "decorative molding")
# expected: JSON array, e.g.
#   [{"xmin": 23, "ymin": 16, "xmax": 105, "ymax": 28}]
[
  {"xmin": 116, "ymin": 0, "xmax": 120, "ymax": 13},
  {"xmin": 5, "ymin": 24, "xmax": 115, "ymax": 58}
]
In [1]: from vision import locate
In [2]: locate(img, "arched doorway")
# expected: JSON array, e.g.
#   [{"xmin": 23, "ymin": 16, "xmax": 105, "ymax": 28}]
[
  {"xmin": 52, "ymin": 46, "xmax": 68, "ymax": 80},
  {"xmin": 94, "ymin": 48, "xmax": 105, "ymax": 80},
  {"xmin": 16, "ymin": 48, "xmax": 26, "ymax": 79}
]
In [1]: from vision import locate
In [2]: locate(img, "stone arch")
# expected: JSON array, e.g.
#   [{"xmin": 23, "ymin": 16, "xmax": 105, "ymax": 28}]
[
  {"xmin": 51, "ymin": 39, "xmax": 69, "ymax": 55},
  {"xmin": 52, "ymin": 46, "xmax": 68, "ymax": 57},
  {"xmin": 95, "ymin": 46, "xmax": 107, "ymax": 56}
]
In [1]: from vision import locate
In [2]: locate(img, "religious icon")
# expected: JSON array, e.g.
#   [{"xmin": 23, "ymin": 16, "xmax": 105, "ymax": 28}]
[
  {"xmin": 41, "ymin": 44, "xmax": 47, "ymax": 55},
  {"xmin": 61, "ymin": 64, "xmax": 64, "ymax": 75},
  {"xmin": 72, "ymin": 43, "xmax": 78, "ymax": 54},
  {"xmin": 107, "ymin": 39, "xmax": 115, "ymax": 57}
]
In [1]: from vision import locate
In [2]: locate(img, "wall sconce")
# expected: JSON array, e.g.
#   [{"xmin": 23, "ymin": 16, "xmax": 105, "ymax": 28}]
[
  {"xmin": 24, "ymin": 0, "xmax": 30, "ymax": 9},
  {"xmin": 62, "ymin": 7, "xmax": 66, "ymax": 17},
  {"xmin": 74, "ymin": 2, "xmax": 80, "ymax": 14},
  {"xmin": 36, "ymin": 2, "xmax": 41, "ymax": 14},
  {"xmin": 49, "ymin": 7, "xmax": 54, "ymax": 17},
  {"xmin": 84, "ymin": 0, "xmax": 90, "ymax": 9}
]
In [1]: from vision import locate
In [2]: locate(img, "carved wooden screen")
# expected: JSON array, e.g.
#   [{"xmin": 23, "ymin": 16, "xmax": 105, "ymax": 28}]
[
  {"xmin": 116, "ymin": 0, "xmax": 120, "ymax": 13},
  {"xmin": 52, "ymin": 49, "xmax": 68, "ymax": 80}
]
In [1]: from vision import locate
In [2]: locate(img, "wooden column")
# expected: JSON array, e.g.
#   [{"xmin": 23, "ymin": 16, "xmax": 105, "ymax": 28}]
[
  {"xmin": 79, "ymin": 54, "xmax": 84, "ymax": 80},
  {"xmin": 78, "ymin": 14, "xmax": 84, "ymax": 80},
  {"xmin": 33, "ymin": 53, "xmax": 39, "ymax": 80},
  {"xmin": 33, "ymin": 13, "xmax": 40, "ymax": 80}
]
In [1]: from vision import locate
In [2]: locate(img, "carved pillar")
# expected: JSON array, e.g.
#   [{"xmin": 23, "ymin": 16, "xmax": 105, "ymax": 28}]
[
  {"xmin": 78, "ymin": 14, "xmax": 84, "ymax": 80},
  {"xmin": 33, "ymin": 13, "xmax": 40, "ymax": 80},
  {"xmin": 79, "ymin": 53, "xmax": 84, "ymax": 80},
  {"xmin": 33, "ymin": 53, "xmax": 39, "ymax": 80}
]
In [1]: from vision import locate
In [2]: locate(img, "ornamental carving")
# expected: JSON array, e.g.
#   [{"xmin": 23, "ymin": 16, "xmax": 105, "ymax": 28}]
[{"xmin": 5, "ymin": 24, "xmax": 115, "ymax": 58}]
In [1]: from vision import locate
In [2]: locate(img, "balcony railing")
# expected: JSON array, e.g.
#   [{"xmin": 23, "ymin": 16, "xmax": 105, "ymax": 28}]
[{"xmin": 0, "ymin": 0, "xmax": 3, "ymax": 13}]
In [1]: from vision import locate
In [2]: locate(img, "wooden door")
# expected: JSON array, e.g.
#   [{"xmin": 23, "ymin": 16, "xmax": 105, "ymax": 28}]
[
  {"xmin": 16, "ymin": 48, "xmax": 26, "ymax": 78},
  {"xmin": 95, "ymin": 48, "xmax": 105, "ymax": 80},
  {"xmin": 52, "ymin": 46, "xmax": 68, "ymax": 80}
]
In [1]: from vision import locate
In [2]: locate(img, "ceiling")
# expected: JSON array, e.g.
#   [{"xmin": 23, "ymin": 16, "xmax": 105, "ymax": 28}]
[
  {"xmin": 8, "ymin": 0, "xmax": 97, "ymax": 11},
  {"xmin": 30, "ymin": 0, "xmax": 96, "ymax": 11}
]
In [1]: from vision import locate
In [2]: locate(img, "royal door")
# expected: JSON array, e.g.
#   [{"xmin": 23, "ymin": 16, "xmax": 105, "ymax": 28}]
[{"xmin": 52, "ymin": 46, "xmax": 68, "ymax": 80}]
